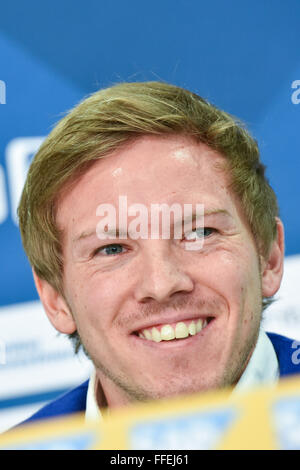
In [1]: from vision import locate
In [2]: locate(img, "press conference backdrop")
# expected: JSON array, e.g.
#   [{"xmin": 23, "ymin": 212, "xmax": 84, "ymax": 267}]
[{"xmin": 0, "ymin": 1, "xmax": 300, "ymax": 432}]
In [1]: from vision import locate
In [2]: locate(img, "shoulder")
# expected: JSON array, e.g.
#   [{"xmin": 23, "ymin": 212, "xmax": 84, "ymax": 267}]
[
  {"xmin": 267, "ymin": 332, "xmax": 300, "ymax": 377},
  {"xmin": 19, "ymin": 380, "xmax": 89, "ymax": 426}
]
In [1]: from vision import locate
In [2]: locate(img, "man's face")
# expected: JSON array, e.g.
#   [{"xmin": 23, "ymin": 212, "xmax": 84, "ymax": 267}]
[{"xmin": 56, "ymin": 135, "xmax": 265, "ymax": 405}]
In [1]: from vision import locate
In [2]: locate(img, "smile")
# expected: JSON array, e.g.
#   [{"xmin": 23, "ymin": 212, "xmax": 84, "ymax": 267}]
[{"xmin": 135, "ymin": 317, "xmax": 213, "ymax": 343}]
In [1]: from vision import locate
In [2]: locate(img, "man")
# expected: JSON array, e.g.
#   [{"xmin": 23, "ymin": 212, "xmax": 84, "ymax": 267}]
[{"xmin": 17, "ymin": 81, "xmax": 299, "ymax": 424}]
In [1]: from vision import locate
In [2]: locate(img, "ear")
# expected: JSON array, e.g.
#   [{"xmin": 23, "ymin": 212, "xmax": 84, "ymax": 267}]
[
  {"xmin": 261, "ymin": 217, "xmax": 285, "ymax": 298},
  {"xmin": 33, "ymin": 271, "xmax": 77, "ymax": 334}
]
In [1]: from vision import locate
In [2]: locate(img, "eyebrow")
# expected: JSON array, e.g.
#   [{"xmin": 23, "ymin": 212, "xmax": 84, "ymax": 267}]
[{"xmin": 72, "ymin": 209, "xmax": 233, "ymax": 244}]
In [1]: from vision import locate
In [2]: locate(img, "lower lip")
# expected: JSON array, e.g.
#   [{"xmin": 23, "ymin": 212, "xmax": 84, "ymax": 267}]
[{"xmin": 130, "ymin": 318, "xmax": 215, "ymax": 350}]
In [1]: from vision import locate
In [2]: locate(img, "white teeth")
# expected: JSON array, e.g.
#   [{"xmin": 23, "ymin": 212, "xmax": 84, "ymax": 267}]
[
  {"xmin": 161, "ymin": 325, "xmax": 175, "ymax": 341},
  {"xmin": 196, "ymin": 319, "xmax": 203, "ymax": 333},
  {"xmin": 139, "ymin": 318, "xmax": 209, "ymax": 342},
  {"xmin": 151, "ymin": 327, "xmax": 162, "ymax": 342},
  {"xmin": 175, "ymin": 322, "xmax": 189, "ymax": 339},
  {"xmin": 143, "ymin": 329, "xmax": 152, "ymax": 341},
  {"xmin": 188, "ymin": 321, "xmax": 196, "ymax": 336}
]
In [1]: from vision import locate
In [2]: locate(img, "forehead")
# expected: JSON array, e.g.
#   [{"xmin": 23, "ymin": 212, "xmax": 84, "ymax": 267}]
[{"xmin": 56, "ymin": 135, "xmax": 240, "ymax": 234}]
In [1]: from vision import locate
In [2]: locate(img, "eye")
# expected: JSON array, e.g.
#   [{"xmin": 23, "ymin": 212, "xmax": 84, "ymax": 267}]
[
  {"xmin": 184, "ymin": 227, "xmax": 216, "ymax": 241},
  {"xmin": 94, "ymin": 243, "xmax": 127, "ymax": 256}
]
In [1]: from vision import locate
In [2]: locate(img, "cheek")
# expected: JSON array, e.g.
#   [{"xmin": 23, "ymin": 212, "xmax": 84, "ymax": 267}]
[
  {"xmin": 65, "ymin": 266, "xmax": 130, "ymax": 332},
  {"xmin": 197, "ymin": 248, "xmax": 261, "ymax": 310}
]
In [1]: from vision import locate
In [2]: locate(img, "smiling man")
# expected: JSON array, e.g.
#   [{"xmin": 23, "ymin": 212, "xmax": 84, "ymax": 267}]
[{"xmin": 17, "ymin": 81, "xmax": 299, "ymax": 422}]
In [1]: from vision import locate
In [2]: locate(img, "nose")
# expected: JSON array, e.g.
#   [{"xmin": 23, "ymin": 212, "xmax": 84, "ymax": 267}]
[{"xmin": 134, "ymin": 242, "xmax": 194, "ymax": 303}]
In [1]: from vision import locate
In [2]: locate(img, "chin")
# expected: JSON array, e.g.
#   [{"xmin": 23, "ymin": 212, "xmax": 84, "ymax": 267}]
[{"xmin": 143, "ymin": 374, "xmax": 227, "ymax": 402}]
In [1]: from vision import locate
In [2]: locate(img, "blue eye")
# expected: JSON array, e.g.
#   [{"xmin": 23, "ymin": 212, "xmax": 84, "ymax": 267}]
[
  {"xmin": 96, "ymin": 244, "xmax": 126, "ymax": 256},
  {"xmin": 201, "ymin": 228, "xmax": 215, "ymax": 237},
  {"xmin": 185, "ymin": 227, "xmax": 215, "ymax": 240}
]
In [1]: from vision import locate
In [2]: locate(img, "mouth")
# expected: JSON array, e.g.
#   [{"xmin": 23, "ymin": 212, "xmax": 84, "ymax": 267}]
[{"xmin": 132, "ymin": 316, "xmax": 214, "ymax": 344}]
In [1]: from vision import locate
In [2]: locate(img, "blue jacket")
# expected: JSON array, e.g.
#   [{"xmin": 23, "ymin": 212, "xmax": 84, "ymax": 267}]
[{"xmin": 21, "ymin": 332, "xmax": 300, "ymax": 425}]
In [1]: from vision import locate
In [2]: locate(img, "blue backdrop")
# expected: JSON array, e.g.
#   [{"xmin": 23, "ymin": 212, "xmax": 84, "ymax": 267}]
[
  {"xmin": 1, "ymin": 0, "xmax": 300, "ymax": 306},
  {"xmin": 0, "ymin": 0, "xmax": 300, "ymax": 430}
]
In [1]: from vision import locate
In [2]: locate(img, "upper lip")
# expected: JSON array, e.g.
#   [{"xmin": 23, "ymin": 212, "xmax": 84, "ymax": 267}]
[{"xmin": 131, "ymin": 312, "xmax": 214, "ymax": 334}]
